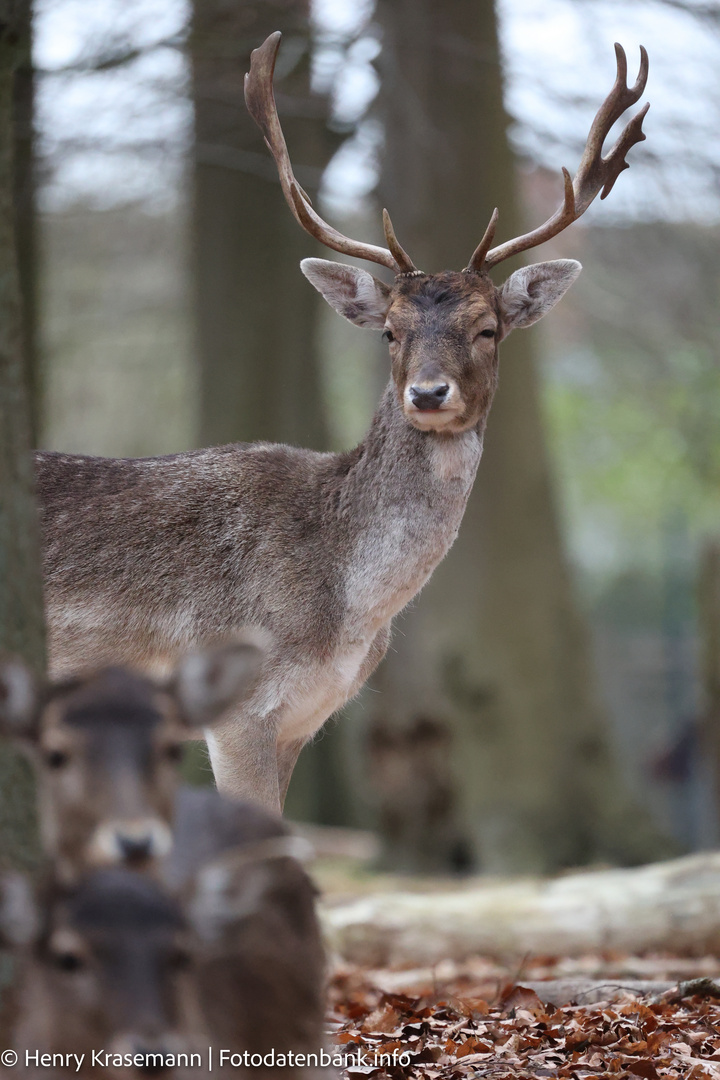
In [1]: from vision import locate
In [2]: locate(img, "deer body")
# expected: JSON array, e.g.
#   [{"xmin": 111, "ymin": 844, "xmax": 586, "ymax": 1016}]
[
  {"xmin": 5, "ymin": 854, "xmax": 328, "ymax": 1080},
  {"xmin": 38, "ymin": 371, "xmax": 485, "ymax": 803}
]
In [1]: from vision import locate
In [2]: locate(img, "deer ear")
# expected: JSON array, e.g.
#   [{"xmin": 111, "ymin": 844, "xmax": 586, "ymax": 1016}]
[
  {"xmin": 170, "ymin": 635, "xmax": 268, "ymax": 729},
  {"xmin": 187, "ymin": 836, "xmax": 313, "ymax": 944},
  {"xmin": 499, "ymin": 259, "xmax": 581, "ymax": 332},
  {"xmin": 0, "ymin": 657, "xmax": 39, "ymax": 739},
  {"xmin": 301, "ymin": 259, "xmax": 392, "ymax": 329}
]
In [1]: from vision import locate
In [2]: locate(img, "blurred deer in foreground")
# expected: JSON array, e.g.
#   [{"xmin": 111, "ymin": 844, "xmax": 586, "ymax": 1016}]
[
  {"xmin": 35, "ymin": 36, "xmax": 649, "ymax": 810},
  {"xmin": 0, "ymin": 640, "xmax": 263, "ymax": 879},
  {"xmin": 2, "ymin": 843, "xmax": 326, "ymax": 1079},
  {"xmin": 0, "ymin": 654, "xmax": 329, "ymax": 1079},
  {"xmin": 2, "ymin": 869, "xmax": 207, "ymax": 1078}
]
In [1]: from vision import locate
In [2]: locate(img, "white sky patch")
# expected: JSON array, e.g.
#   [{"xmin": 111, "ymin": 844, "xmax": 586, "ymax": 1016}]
[
  {"xmin": 36, "ymin": 0, "xmax": 189, "ymax": 67},
  {"xmin": 312, "ymin": 0, "xmax": 374, "ymax": 40},
  {"xmin": 35, "ymin": 0, "xmax": 191, "ymax": 210}
]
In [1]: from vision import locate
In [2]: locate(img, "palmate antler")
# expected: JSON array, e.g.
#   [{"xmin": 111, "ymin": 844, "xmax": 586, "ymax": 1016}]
[
  {"xmin": 467, "ymin": 43, "xmax": 649, "ymax": 273},
  {"xmin": 245, "ymin": 33, "xmax": 649, "ymax": 278},
  {"xmin": 244, "ymin": 31, "xmax": 421, "ymax": 276}
]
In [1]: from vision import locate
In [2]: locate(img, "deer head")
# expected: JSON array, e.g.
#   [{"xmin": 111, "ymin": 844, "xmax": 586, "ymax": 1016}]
[
  {"xmin": 6, "ymin": 869, "xmax": 206, "ymax": 1075},
  {"xmin": 245, "ymin": 33, "xmax": 649, "ymax": 434},
  {"xmin": 2, "ymin": 835, "xmax": 323, "ymax": 1077},
  {"xmin": 0, "ymin": 639, "xmax": 265, "ymax": 877}
]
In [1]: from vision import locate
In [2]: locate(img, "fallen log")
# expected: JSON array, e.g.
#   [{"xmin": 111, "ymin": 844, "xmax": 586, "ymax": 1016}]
[{"xmin": 319, "ymin": 852, "xmax": 720, "ymax": 966}]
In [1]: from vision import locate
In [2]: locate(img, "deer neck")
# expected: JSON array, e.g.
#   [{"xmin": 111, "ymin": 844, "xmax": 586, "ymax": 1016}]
[{"xmin": 339, "ymin": 381, "xmax": 484, "ymax": 634}]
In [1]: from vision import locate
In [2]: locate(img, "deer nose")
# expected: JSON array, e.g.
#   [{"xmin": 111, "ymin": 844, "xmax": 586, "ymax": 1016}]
[
  {"xmin": 129, "ymin": 1041, "xmax": 174, "ymax": 1075},
  {"xmin": 410, "ymin": 383, "xmax": 450, "ymax": 410},
  {"xmin": 117, "ymin": 833, "xmax": 153, "ymax": 864},
  {"xmin": 114, "ymin": 1034, "xmax": 181, "ymax": 1074}
]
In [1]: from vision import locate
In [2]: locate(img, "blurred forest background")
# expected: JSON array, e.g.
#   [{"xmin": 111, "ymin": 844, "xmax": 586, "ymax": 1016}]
[{"xmin": 4, "ymin": 0, "xmax": 720, "ymax": 874}]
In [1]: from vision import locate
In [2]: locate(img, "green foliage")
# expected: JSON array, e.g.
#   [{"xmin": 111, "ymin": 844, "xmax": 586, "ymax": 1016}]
[
  {"xmin": 540, "ymin": 222, "xmax": 720, "ymax": 584},
  {"xmin": 548, "ymin": 345, "xmax": 720, "ymax": 530}
]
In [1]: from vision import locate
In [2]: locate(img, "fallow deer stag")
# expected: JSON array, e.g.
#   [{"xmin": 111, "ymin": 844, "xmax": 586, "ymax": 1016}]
[{"xmin": 36, "ymin": 35, "xmax": 649, "ymax": 810}]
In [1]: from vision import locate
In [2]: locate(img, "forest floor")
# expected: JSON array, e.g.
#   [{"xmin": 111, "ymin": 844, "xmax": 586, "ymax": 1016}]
[
  {"xmin": 306, "ymin": 837, "xmax": 720, "ymax": 1079},
  {"xmin": 327, "ymin": 952, "xmax": 720, "ymax": 1079}
]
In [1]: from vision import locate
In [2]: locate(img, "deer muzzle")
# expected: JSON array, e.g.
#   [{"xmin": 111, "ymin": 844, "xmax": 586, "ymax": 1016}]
[{"xmin": 88, "ymin": 819, "xmax": 174, "ymax": 868}]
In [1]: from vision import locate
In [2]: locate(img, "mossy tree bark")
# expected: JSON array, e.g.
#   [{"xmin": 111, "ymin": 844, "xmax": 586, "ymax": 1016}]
[
  {"xmin": 0, "ymin": 0, "xmax": 43, "ymax": 873},
  {"xmin": 11, "ymin": 0, "xmax": 36, "ymax": 444},
  {"xmin": 369, "ymin": 0, "xmax": 672, "ymax": 873}
]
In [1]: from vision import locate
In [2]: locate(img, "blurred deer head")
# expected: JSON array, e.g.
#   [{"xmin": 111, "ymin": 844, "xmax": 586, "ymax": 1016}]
[
  {"xmin": 0, "ymin": 639, "xmax": 265, "ymax": 879},
  {"xmin": 4, "ymin": 869, "xmax": 206, "ymax": 1078}
]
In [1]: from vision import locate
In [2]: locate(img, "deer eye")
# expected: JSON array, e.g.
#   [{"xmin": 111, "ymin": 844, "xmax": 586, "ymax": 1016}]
[
  {"xmin": 163, "ymin": 743, "xmax": 183, "ymax": 764},
  {"xmin": 478, "ymin": 328, "xmax": 496, "ymax": 339},
  {"xmin": 382, "ymin": 329, "xmax": 395, "ymax": 343},
  {"xmin": 168, "ymin": 947, "xmax": 192, "ymax": 971},
  {"xmin": 54, "ymin": 951, "xmax": 84, "ymax": 972},
  {"xmin": 46, "ymin": 749, "xmax": 69, "ymax": 769}
]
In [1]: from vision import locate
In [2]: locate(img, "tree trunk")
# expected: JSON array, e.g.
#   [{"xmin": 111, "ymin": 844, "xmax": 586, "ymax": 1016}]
[
  {"xmin": 11, "ymin": 0, "xmax": 36, "ymax": 445},
  {"xmin": 189, "ymin": 1, "xmax": 349, "ymax": 820},
  {"xmin": 369, "ymin": 0, "xmax": 671, "ymax": 873},
  {"xmin": 0, "ymin": 0, "xmax": 43, "ymax": 873},
  {"xmin": 321, "ymin": 851, "xmax": 720, "ymax": 966},
  {"xmin": 191, "ymin": 0, "xmax": 330, "ymax": 450}
]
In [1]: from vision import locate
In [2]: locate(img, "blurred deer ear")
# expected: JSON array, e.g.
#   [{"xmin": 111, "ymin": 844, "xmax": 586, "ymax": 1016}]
[
  {"xmin": 170, "ymin": 634, "xmax": 268, "ymax": 729},
  {"xmin": 187, "ymin": 836, "xmax": 314, "ymax": 945},
  {"xmin": 301, "ymin": 259, "xmax": 392, "ymax": 329},
  {"xmin": 0, "ymin": 656, "xmax": 39, "ymax": 739},
  {"xmin": 0, "ymin": 871, "xmax": 39, "ymax": 946},
  {"xmin": 499, "ymin": 259, "xmax": 581, "ymax": 332}
]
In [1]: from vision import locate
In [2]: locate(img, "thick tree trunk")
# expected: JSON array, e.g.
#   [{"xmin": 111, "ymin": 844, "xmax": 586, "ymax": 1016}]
[
  {"xmin": 189, "ymin": 1, "xmax": 349, "ymax": 820},
  {"xmin": 191, "ymin": 0, "xmax": 330, "ymax": 450},
  {"xmin": 369, "ymin": 0, "xmax": 671, "ymax": 873},
  {"xmin": 321, "ymin": 852, "xmax": 720, "ymax": 966},
  {"xmin": 0, "ymin": 0, "xmax": 43, "ymax": 872}
]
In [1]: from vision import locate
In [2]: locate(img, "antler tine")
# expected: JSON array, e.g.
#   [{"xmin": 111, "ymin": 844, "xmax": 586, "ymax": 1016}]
[
  {"xmin": 465, "ymin": 207, "xmax": 499, "ymax": 273},
  {"xmin": 573, "ymin": 43, "xmax": 648, "ymax": 213},
  {"xmin": 481, "ymin": 44, "xmax": 649, "ymax": 271},
  {"xmin": 244, "ymin": 32, "xmax": 402, "ymax": 274},
  {"xmin": 382, "ymin": 210, "xmax": 420, "ymax": 275}
]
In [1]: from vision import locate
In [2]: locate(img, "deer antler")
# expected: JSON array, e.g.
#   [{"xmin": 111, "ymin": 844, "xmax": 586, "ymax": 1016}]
[
  {"xmin": 244, "ymin": 31, "xmax": 420, "ymax": 276},
  {"xmin": 466, "ymin": 44, "xmax": 649, "ymax": 273}
]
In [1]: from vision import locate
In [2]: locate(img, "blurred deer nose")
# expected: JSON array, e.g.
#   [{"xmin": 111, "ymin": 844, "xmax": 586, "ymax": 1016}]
[
  {"xmin": 111, "ymin": 1032, "xmax": 183, "ymax": 1074},
  {"xmin": 117, "ymin": 834, "xmax": 153, "ymax": 863},
  {"xmin": 131, "ymin": 1041, "xmax": 173, "ymax": 1075},
  {"xmin": 410, "ymin": 383, "xmax": 450, "ymax": 410}
]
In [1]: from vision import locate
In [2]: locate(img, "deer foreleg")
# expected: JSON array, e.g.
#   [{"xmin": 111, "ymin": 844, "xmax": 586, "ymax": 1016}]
[
  {"xmin": 277, "ymin": 738, "xmax": 307, "ymax": 809},
  {"xmin": 205, "ymin": 714, "xmax": 281, "ymax": 811}
]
